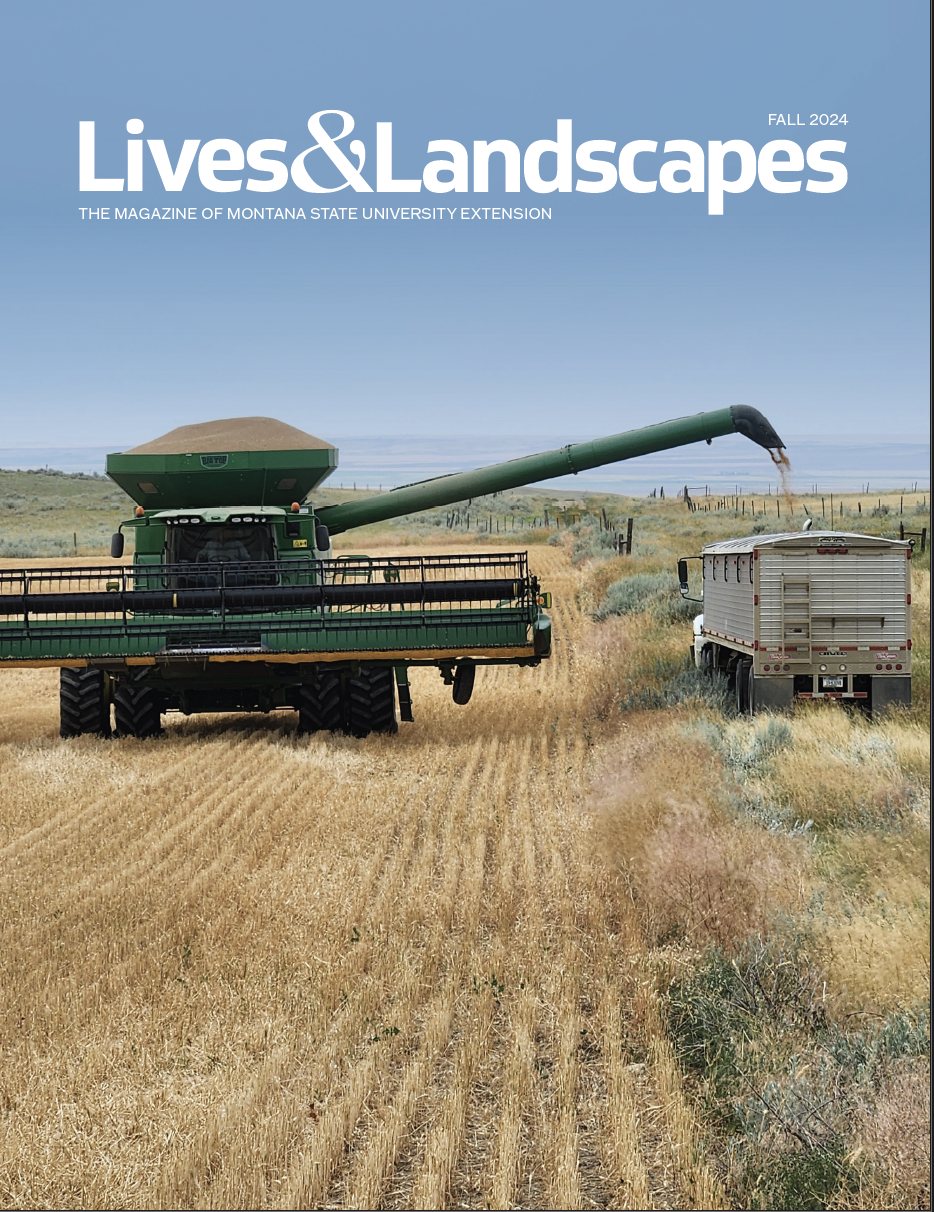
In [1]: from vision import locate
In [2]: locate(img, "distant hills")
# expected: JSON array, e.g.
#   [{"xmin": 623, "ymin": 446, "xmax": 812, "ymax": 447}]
[{"xmin": 0, "ymin": 434, "xmax": 928, "ymax": 496}]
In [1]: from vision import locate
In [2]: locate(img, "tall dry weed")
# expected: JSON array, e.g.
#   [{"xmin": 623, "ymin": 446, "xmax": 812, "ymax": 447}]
[
  {"xmin": 822, "ymin": 910, "xmax": 930, "ymax": 1017},
  {"xmin": 573, "ymin": 614, "xmax": 635, "ymax": 727},
  {"xmin": 636, "ymin": 803, "xmax": 803, "ymax": 950},
  {"xmin": 590, "ymin": 724, "xmax": 804, "ymax": 951},
  {"xmin": 849, "ymin": 1063, "xmax": 931, "ymax": 1209}
]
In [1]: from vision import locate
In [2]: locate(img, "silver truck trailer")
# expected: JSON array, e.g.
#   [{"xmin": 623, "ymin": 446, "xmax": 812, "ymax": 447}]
[{"xmin": 679, "ymin": 531, "xmax": 913, "ymax": 715}]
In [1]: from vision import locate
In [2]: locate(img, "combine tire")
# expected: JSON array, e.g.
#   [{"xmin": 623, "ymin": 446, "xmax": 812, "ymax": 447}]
[
  {"xmin": 60, "ymin": 667, "xmax": 111, "ymax": 738},
  {"xmin": 347, "ymin": 665, "xmax": 398, "ymax": 737},
  {"xmin": 114, "ymin": 683, "xmax": 163, "ymax": 738},
  {"xmin": 452, "ymin": 661, "xmax": 476, "ymax": 705},
  {"xmin": 298, "ymin": 668, "xmax": 343, "ymax": 734}
]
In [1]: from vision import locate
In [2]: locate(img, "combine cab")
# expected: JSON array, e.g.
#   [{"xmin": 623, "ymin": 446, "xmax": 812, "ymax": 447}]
[{"xmin": 0, "ymin": 408, "xmax": 786, "ymax": 737}]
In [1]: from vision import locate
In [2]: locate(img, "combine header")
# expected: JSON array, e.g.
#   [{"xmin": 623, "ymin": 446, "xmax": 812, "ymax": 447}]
[{"xmin": 0, "ymin": 407, "xmax": 785, "ymax": 738}]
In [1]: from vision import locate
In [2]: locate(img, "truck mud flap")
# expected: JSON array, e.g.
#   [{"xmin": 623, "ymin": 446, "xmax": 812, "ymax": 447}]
[
  {"xmin": 871, "ymin": 676, "xmax": 911, "ymax": 715},
  {"xmin": 751, "ymin": 676, "xmax": 793, "ymax": 713}
]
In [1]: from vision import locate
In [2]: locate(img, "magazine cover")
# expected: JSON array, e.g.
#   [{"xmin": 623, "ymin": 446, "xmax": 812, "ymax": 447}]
[{"xmin": 0, "ymin": 3, "xmax": 928, "ymax": 1207}]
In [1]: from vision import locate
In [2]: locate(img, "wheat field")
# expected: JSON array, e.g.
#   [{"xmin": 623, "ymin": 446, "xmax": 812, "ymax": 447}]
[
  {"xmin": 0, "ymin": 544, "xmax": 713, "ymax": 1210},
  {"xmin": 1, "ymin": 532, "xmax": 928, "ymax": 1211}
]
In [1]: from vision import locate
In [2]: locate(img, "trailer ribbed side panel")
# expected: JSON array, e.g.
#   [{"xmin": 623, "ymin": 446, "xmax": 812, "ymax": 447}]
[
  {"xmin": 703, "ymin": 554, "xmax": 755, "ymax": 643},
  {"xmin": 759, "ymin": 551, "xmax": 907, "ymax": 648}
]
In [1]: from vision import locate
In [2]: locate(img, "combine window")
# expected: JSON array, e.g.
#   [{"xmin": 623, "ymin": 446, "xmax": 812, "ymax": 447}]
[{"xmin": 168, "ymin": 523, "xmax": 277, "ymax": 587}]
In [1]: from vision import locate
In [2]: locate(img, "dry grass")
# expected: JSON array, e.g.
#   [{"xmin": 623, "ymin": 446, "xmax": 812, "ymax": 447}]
[
  {"xmin": 590, "ymin": 725, "xmax": 806, "ymax": 952},
  {"xmin": 851, "ymin": 1064, "xmax": 931, "ymax": 1198},
  {"xmin": 755, "ymin": 707, "xmax": 913, "ymax": 829},
  {"xmin": 0, "ymin": 507, "xmax": 928, "ymax": 1209},
  {"xmin": 582, "ymin": 535, "xmax": 928, "ymax": 1210},
  {"xmin": 822, "ymin": 909, "xmax": 930, "ymax": 1018}
]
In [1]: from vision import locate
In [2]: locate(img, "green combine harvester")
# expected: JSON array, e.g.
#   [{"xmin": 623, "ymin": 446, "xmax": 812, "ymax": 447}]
[{"xmin": 0, "ymin": 407, "xmax": 784, "ymax": 738}]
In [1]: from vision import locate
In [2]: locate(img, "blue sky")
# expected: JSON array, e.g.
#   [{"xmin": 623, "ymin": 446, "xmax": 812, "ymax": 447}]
[{"xmin": 0, "ymin": 1, "xmax": 929, "ymax": 451}]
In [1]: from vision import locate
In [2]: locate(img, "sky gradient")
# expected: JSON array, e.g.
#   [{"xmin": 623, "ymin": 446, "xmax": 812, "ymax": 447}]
[{"xmin": 0, "ymin": 1, "xmax": 929, "ymax": 451}]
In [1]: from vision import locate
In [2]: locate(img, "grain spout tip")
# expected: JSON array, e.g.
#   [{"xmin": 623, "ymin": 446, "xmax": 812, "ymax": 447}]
[{"xmin": 730, "ymin": 404, "xmax": 785, "ymax": 452}]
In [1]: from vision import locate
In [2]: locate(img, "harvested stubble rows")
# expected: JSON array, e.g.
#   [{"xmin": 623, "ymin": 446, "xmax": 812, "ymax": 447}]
[{"xmin": 0, "ymin": 545, "xmax": 717, "ymax": 1211}]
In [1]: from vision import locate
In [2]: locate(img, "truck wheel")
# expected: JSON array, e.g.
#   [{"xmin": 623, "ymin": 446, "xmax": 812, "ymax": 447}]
[
  {"xmin": 700, "ymin": 645, "xmax": 715, "ymax": 678},
  {"xmin": 114, "ymin": 683, "xmax": 163, "ymax": 738},
  {"xmin": 347, "ymin": 665, "xmax": 398, "ymax": 737},
  {"xmin": 735, "ymin": 658, "xmax": 753, "ymax": 715},
  {"xmin": 744, "ymin": 661, "xmax": 756, "ymax": 716},
  {"xmin": 60, "ymin": 667, "xmax": 111, "ymax": 738},
  {"xmin": 298, "ymin": 668, "xmax": 343, "ymax": 734}
]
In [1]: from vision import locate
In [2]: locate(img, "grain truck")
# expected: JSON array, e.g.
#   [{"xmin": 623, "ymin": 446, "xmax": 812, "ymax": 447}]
[
  {"xmin": 0, "ymin": 406, "xmax": 785, "ymax": 738},
  {"xmin": 679, "ymin": 530, "xmax": 912, "ymax": 715}
]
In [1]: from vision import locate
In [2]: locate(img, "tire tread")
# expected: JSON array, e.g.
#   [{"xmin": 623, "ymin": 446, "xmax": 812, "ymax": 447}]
[
  {"xmin": 60, "ymin": 668, "xmax": 111, "ymax": 737},
  {"xmin": 298, "ymin": 669, "xmax": 343, "ymax": 734},
  {"xmin": 347, "ymin": 666, "xmax": 398, "ymax": 737},
  {"xmin": 114, "ymin": 684, "xmax": 163, "ymax": 738}
]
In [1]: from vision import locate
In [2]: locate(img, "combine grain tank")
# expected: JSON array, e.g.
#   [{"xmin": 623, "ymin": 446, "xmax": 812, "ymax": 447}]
[
  {"xmin": 680, "ymin": 531, "xmax": 912, "ymax": 715},
  {"xmin": 0, "ymin": 407, "xmax": 786, "ymax": 738}
]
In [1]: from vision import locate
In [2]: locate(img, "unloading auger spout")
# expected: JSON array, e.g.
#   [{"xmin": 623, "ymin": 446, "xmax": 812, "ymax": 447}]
[
  {"xmin": 315, "ymin": 405, "xmax": 785, "ymax": 534},
  {"xmin": 0, "ymin": 407, "xmax": 785, "ymax": 742}
]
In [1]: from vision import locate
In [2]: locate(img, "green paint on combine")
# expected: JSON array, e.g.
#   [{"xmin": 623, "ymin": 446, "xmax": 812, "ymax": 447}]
[{"xmin": 0, "ymin": 407, "xmax": 784, "ymax": 739}]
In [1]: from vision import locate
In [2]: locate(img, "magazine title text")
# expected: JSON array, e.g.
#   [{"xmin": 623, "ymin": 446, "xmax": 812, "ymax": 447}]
[{"xmin": 79, "ymin": 111, "xmax": 847, "ymax": 217}]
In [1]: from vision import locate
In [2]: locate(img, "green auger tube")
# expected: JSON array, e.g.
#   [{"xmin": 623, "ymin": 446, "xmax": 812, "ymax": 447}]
[{"xmin": 316, "ymin": 405, "xmax": 784, "ymax": 535}]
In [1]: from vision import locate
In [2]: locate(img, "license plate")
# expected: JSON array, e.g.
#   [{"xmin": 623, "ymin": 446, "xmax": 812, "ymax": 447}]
[{"xmin": 822, "ymin": 677, "xmax": 844, "ymax": 689}]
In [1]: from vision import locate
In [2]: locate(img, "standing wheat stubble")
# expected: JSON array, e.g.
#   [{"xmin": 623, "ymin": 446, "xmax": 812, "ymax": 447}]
[{"xmin": 0, "ymin": 545, "xmax": 722, "ymax": 1209}]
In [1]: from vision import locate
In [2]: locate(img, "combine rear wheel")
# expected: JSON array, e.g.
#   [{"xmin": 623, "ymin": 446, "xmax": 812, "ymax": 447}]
[
  {"xmin": 60, "ymin": 668, "xmax": 111, "ymax": 738},
  {"xmin": 114, "ymin": 683, "xmax": 163, "ymax": 738},
  {"xmin": 298, "ymin": 668, "xmax": 343, "ymax": 734},
  {"xmin": 347, "ymin": 665, "xmax": 398, "ymax": 737}
]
